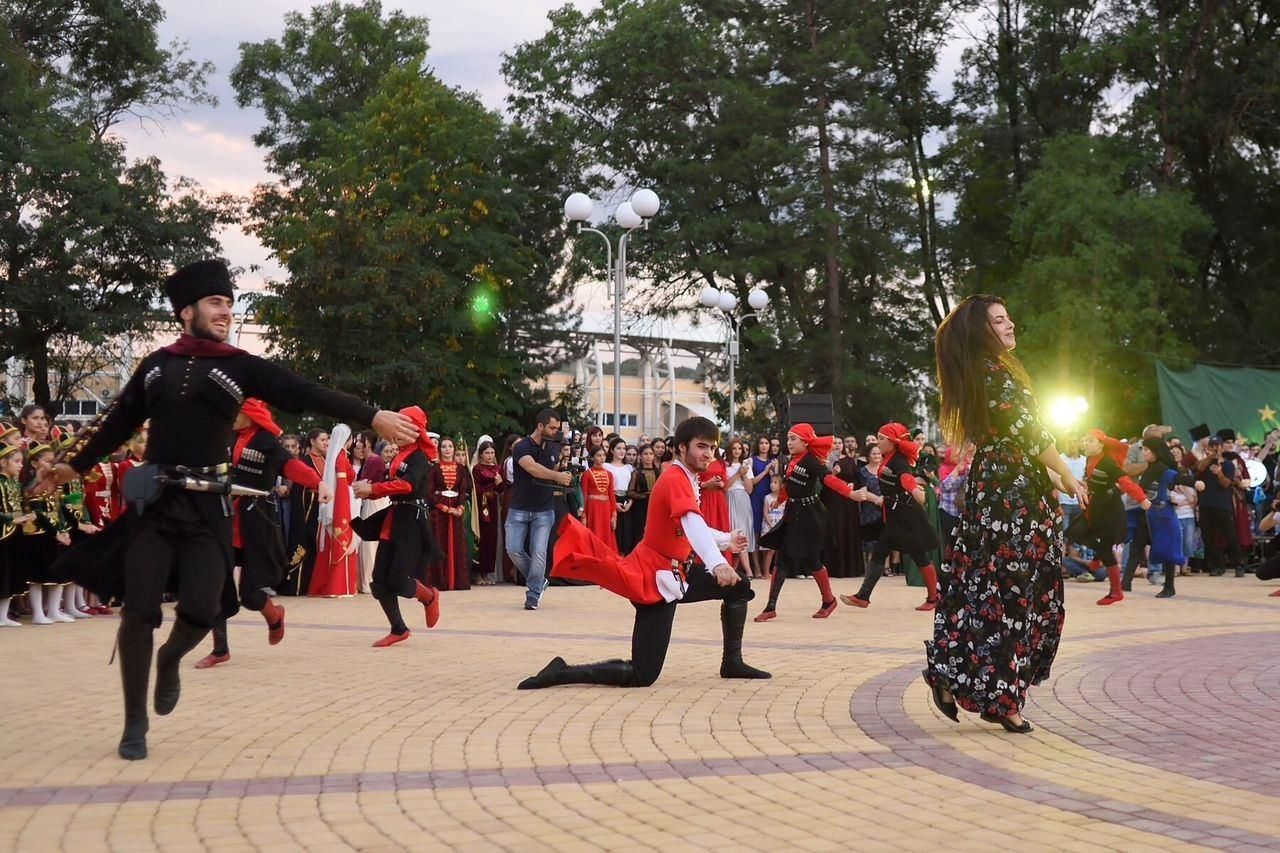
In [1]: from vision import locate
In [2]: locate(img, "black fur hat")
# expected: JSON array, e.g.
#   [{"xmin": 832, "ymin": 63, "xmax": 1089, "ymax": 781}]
[{"xmin": 165, "ymin": 260, "xmax": 234, "ymax": 317}]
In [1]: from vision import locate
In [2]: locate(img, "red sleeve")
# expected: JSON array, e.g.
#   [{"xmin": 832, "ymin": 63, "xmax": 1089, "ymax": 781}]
[
  {"xmin": 1117, "ymin": 475, "xmax": 1146, "ymax": 503},
  {"xmin": 283, "ymin": 458, "xmax": 322, "ymax": 490},
  {"xmin": 822, "ymin": 473, "xmax": 853, "ymax": 498},
  {"xmin": 900, "ymin": 472, "xmax": 919, "ymax": 493},
  {"xmin": 370, "ymin": 479, "xmax": 412, "ymax": 498}
]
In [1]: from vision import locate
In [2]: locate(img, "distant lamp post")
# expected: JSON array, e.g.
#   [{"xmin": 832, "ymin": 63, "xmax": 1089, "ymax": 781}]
[
  {"xmin": 564, "ymin": 188, "xmax": 662, "ymax": 434},
  {"xmin": 700, "ymin": 285, "xmax": 769, "ymax": 437}
]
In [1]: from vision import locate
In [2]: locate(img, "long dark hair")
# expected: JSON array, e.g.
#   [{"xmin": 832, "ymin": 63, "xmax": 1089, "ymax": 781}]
[{"xmin": 935, "ymin": 294, "xmax": 1031, "ymax": 446}]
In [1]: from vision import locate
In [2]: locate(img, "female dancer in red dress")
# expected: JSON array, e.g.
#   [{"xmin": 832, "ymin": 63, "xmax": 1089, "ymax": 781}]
[
  {"xmin": 471, "ymin": 439, "xmax": 505, "ymax": 585},
  {"xmin": 308, "ymin": 434, "xmax": 358, "ymax": 597},
  {"xmin": 580, "ymin": 446, "xmax": 618, "ymax": 554},
  {"xmin": 427, "ymin": 437, "xmax": 473, "ymax": 590}
]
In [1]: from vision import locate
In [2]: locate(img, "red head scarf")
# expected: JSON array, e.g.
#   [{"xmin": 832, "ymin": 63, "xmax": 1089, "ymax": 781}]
[
  {"xmin": 239, "ymin": 398, "xmax": 282, "ymax": 436},
  {"xmin": 788, "ymin": 423, "xmax": 835, "ymax": 462},
  {"xmin": 1085, "ymin": 428, "xmax": 1128, "ymax": 466},
  {"xmin": 399, "ymin": 406, "xmax": 439, "ymax": 461},
  {"xmin": 877, "ymin": 422, "xmax": 920, "ymax": 467}
]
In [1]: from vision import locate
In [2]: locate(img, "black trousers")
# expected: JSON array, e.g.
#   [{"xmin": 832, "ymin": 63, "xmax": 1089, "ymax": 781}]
[
  {"xmin": 371, "ymin": 540, "xmax": 418, "ymax": 633},
  {"xmin": 629, "ymin": 566, "xmax": 753, "ymax": 687},
  {"xmin": 1199, "ymin": 507, "xmax": 1242, "ymax": 572},
  {"xmin": 124, "ymin": 494, "xmax": 228, "ymax": 630}
]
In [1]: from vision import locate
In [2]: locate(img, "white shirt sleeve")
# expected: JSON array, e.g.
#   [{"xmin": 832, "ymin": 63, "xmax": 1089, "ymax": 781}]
[{"xmin": 680, "ymin": 511, "xmax": 729, "ymax": 569}]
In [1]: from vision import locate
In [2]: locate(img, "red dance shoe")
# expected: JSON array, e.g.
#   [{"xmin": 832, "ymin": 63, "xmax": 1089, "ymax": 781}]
[
  {"xmin": 1096, "ymin": 592, "xmax": 1124, "ymax": 606},
  {"xmin": 839, "ymin": 594, "xmax": 870, "ymax": 609},
  {"xmin": 414, "ymin": 582, "xmax": 441, "ymax": 628},
  {"xmin": 1270, "ymin": 588, "xmax": 1280, "ymax": 597},
  {"xmin": 812, "ymin": 598, "xmax": 838, "ymax": 619},
  {"xmin": 261, "ymin": 600, "xmax": 285, "ymax": 645},
  {"xmin": 915, "ymin": 597, "xmax": 938, "ymax": 612},
  {"xmin": 194, "ymin": 652, "xmax": 230, "ymax": 669},
  {"xmin": 372, "ymin": 631, "xmax": 410, "ymax": 648},
  {"xmin": 753, "ymin": 609, "xmax": 777, "ymax": 623}
]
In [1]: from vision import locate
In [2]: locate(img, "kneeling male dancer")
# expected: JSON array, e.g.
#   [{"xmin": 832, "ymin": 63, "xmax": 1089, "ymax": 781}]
[{"xmin": 518, "ymin": 416, "xmax": 769, "ymax": 689}]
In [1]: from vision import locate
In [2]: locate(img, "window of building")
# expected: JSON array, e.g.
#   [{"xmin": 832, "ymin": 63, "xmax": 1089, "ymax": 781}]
[{"xmin": 602, "ymin": 413, "xmax": 638, "ymax": 428}]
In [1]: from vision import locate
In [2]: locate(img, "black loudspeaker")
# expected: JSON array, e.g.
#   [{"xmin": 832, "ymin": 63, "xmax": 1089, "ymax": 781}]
[{"xmin": 783, "ymin": 394, "xmax": 835, "ymax": 436}]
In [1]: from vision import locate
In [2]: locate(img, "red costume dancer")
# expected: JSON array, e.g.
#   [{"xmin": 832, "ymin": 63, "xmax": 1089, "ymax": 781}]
[
  {"xmin": 111, "ymin": 436, "xmax": 146, "ymax": 518},
  {"xmin": 755, "ymin": 424, "xmax": 867, "ymax": 621},
  {"xmin": 352, "ymin": 407, "xmax": 442, "ymax": 647},
  {"xmin": 580, "ymin": 461, "xmax": 618, "ymax": 555},
  {"xmin": 197, "ymin": 399, "xmax": 327, "ymax": 668},
  {"xmin": 840, "ymin": 423, "xmax": 942, "ymax": 610},
  {"xmin": 308, "ymin": 449, "xmax": 358, "ymax": 597},
  {"xmin": 698, "ymin": 457, "xmax": 730, "ymax": 531},
  {"xmin": 518, "ymin": 417, "xmax": 769, "ymax": 689},
  {"xmin": 427, "ymin": 439, "xmax": 473, "ymax": 590},
  {"xmin": 1071, "ymin": 429, "xmax": 1145, "ymax": 606}
]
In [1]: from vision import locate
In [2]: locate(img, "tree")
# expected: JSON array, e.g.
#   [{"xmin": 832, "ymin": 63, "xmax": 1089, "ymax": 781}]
[
  {"xmin": 1008, "ymin": 134, "xmax": 1208, "ymax": 428},
  {"xmin": 0, "ymin": 1, "xmax": 230, "ymax": 407},
  {"xmin": 234, "ymin": 1, "xmax": 577, "ymax": 440},
  {"xmin": 503, "ymin": 0, "xmax": 933, "ymax": 434}
]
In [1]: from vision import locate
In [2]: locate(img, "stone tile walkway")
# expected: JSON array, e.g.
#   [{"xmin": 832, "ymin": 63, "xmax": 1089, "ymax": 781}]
[{"xmin": 2, "ymin": 574, "xmax": 1278, "ymax": 851}]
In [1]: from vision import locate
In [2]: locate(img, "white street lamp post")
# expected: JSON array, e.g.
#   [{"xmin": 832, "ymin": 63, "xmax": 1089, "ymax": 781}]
[
  {"xmin": 564, "ymin": 189, "xmax": 661, "ymax": 435},
  {"xmin": 700, "ymin": 285, "xmax": 769, "ymax": 438}
]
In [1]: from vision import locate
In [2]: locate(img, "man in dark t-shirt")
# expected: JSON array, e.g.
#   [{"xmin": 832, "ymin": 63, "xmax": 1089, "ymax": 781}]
[{"xmin": 505, "ymin": 409, "xmax": 572, "ymax": 610}]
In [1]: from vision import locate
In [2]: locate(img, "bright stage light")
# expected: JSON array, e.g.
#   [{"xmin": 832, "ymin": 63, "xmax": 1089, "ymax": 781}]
[{"xmin": 1048, "ymin": 395, "xmax": 1088, "ymax": 429}]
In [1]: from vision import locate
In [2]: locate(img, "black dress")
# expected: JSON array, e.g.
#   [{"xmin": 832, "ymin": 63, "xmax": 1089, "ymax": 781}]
[
  {"xmin": 0, "ymin": 476, "xmax": 25, "ymax": 596},
  {"xmin": 823, "ymin": 456, "xmax": 864, "ymax": 578},
  {"xmin": 875, "ymin": 455, "xmax": 941, "ymax": 560},
  {"xmin": 1066, "ymin": 455, "xmax": 1130, "ymax": 555},
  {"xmin": 758, "ymin": 455, "xmax": 847, "ymax": 576},
  {"xmin": 626, "ymin": 467, "xmax": 659, "ymax": 554}
]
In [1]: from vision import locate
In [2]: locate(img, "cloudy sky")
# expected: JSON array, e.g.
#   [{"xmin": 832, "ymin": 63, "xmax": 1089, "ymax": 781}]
[{"xmin": 117, "ymin": 1, "xmax": 600, "ymax": 290}]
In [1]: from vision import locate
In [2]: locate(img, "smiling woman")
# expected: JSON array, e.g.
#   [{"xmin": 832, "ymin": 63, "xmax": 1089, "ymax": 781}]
[{"xmin": 925, "ymin": 294, "xmax": 1082, "ymax": 735}]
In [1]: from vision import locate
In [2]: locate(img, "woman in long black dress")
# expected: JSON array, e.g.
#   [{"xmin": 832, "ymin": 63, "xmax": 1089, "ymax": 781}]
[
  {"xmin": 626, "ymin": 444, "xmax": 659, "ymax": 550},
  {"xmin": 823, "ymin": 436, "xmax": 865, "ymax": 579},
  {"xmin": 923, "ymin": 295, "xmax": 1081, "ymax": 734},
  {"xmin": 754, "ymin": 424, "xmax": 873, "ymax": 621}
]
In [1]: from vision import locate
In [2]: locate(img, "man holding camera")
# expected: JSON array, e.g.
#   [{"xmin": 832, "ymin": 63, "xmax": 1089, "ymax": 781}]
[
  {"xmin": 1196, "ymin": 433, "xmax": 1245, "ymax": 577},
  {"xmin": 505, "ymin": 409, "xmax": 573, "ymax": 610}
]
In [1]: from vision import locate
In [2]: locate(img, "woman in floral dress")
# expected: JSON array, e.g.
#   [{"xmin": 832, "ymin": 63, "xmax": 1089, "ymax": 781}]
[{"xmin": 924, "ymin": 295, "xmax": 1082, "ymax": 734}]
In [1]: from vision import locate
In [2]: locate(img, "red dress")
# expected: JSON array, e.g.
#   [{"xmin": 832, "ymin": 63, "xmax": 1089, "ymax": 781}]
[
  {"xmin": 581, "ymin": 467, "xmax": 618, "ymax": 554},
  {"xmin": 82, "ymin": 461, "xmax": 115, "ymax": 528},
  {"xmin": 472, "ymin": 463, "xmax": 505, "ymax": 580},
  {"xmin": 308, "ymin": 453, "xmax": 359, "ymax": 597},
  {"xmin": 698, "ymin": 460, "xmax": 731, "ymax": 563},
  {"xmin": 428, "ymin": 461, "xmax": 472, "ymax": 590},
  {"xmin": 112, "ymin": 455, "xmax": 142, "ymax": 518}
]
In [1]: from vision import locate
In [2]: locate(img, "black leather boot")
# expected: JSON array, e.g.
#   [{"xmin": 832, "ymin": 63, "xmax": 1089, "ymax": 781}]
[
  {"xmin": 1156, "ymin": 567, "xmax": 1176, "ymax": 598},
  {"xmin": 517, "ymin": 656, "xmax": 637, "ymax": 689},
  {"xmin": 117, "ymin": 613, "xmax": 153, "ymax": 760},
  {"xmin": 154, "ymin": 617, "xmax": 210, "ymax": 716},
  {"xmin": 719, "ymin": 599, "xmax": 771, "ymax": 679}
]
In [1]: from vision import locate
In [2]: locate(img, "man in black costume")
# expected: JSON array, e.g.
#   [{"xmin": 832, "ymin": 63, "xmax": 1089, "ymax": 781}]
[{"xmin": 33, "ymin": 260, "xmax": 418, "ymax": 761}]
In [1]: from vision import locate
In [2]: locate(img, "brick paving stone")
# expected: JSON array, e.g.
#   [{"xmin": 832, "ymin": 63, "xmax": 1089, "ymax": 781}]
[{"xmin": 1, "ymin": 577, "xmax": 1278, "ymax": 850}]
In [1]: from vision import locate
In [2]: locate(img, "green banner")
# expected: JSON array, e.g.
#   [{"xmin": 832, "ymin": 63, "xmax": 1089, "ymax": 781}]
[{"xmin": 1155, "ymin": 361, "xmax": 1280, "ymax": 444}]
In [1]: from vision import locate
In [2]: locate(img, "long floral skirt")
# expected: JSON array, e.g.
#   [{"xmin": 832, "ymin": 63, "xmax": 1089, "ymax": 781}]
[{"xmin": 924, "ymin": 467, "xmax": 1064, "ymax": 717}]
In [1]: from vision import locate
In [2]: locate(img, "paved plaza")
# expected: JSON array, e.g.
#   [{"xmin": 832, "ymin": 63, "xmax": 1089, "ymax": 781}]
[{"xmin": 1, "ymin": 574, "xmax": 1278, "ymax": 852}]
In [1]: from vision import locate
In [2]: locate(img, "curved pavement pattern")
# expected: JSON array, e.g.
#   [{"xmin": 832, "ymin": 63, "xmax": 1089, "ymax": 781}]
[{"xmin": 0, "ymin": 575, "xmax": 1277, "ymax": 851}]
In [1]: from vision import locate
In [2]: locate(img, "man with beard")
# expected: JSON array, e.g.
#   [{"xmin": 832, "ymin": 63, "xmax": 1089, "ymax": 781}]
[
  {"xmin": 517, "ymin": 416, "xmax": 770, "ymax": 689},
  {"xmin": 31, "ymin": 260, "xmax": 419, "ymax": 761}
]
